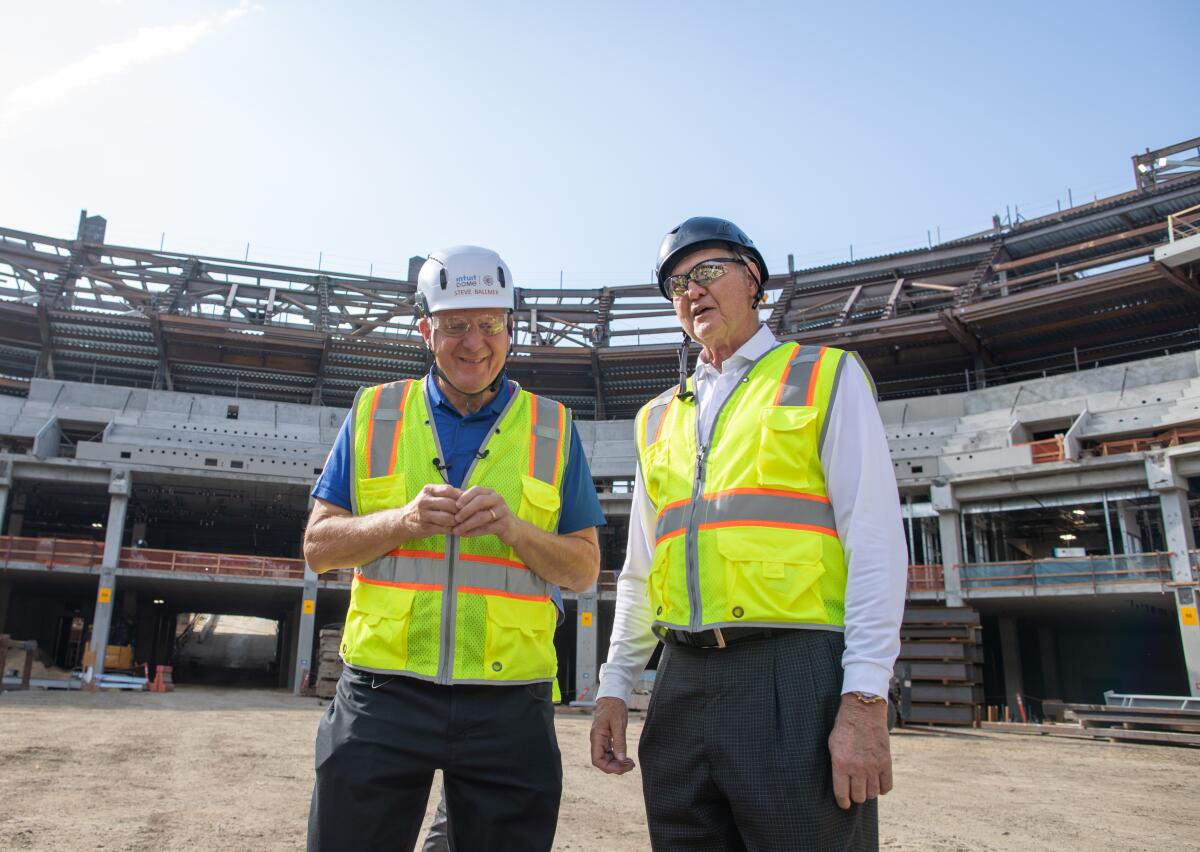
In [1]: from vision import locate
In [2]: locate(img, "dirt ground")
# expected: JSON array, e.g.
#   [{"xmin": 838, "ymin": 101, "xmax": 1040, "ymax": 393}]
[{"xmin": 0, "ymin": 686, "xmax": 1196, "ymax": 851}]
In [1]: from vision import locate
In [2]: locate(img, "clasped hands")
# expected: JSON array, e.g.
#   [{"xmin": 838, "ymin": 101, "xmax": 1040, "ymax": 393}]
[{"xmin": 400, "ymin": 483, "xmax": 519, "ymax": 544}]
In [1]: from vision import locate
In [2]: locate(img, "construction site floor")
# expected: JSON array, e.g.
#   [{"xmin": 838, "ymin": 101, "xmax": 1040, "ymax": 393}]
[{"xmin": 0, "ymin": 686, "xmax": 1193, "ymax": 850}]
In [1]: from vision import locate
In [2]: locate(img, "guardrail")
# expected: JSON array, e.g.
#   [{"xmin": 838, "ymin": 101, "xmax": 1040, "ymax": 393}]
[
  {"xmin": 907, "ymin": 564, "xmax": 945, "ymax": 594},
  {"xmin": 1168, "ymin": 203, "xmax": 1200, "ymax": 243},
  {"xmin": 118, "ymin": 546, "xmax": 306, "ymax": 579},
  {"xmin": 0, "ymin": 535, "xmax": 318, "ymax": 581},
  {"xmin": 960, "ymin": 552, "xmax": 1172, "ymax": 592},
  {"xmin": 0, "ymin": 535, "xmax": 104, "ymax": 569}
]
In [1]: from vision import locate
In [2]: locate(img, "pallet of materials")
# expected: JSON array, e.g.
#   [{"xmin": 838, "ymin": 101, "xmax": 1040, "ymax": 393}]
[
  {"xmin": 315, "ymin": 625, "xmax": 344, "ymax": 699},
  {"xmin": 1064, "ymin": 701, "xmax": 1200, "ymax": 746},
  {"xmin": 894, "ymin": 606, "xmax": 983, "ymax": 726}
]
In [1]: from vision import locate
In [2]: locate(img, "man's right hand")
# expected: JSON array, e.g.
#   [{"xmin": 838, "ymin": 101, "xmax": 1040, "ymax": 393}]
[
  {"xmin": 590, "ymin": 697, "xmax": 636, "ymax": 774},
  {"xmin": 398, "ymin": 484, "xmax": 463, "ymax": 539}
]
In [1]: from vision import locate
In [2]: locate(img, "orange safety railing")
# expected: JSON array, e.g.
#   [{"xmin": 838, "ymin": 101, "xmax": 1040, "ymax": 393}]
[
  {"xmin": 0, "ymin": 535, "xmax": 104, "ymax": 569},
  {"xmin": 907, "ymin": 564, "xmax": 944, "ymax": 594},
  {"xmin": 119, "ymin": 546, "xmax": 306, "ymax": 579},
  {"xmin": 1028, "ymin": 435, "xmax": 1066, "ymax": 464},
  {"xmin": 2, "ymin": 535, "xmax": 358, "ymax": 584}
]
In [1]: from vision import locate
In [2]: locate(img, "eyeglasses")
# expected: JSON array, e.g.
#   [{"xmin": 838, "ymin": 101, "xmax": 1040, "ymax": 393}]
[
  {"xmin": 430, "ymin": 312, "xmax": 510, "ymax": 338},
  {"xmin": 664, "ymin": 257, "xmax": 747, "ymax": 298}
]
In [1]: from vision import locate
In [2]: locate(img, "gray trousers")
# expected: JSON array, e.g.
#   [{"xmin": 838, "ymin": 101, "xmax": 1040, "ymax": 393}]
[{"xmin": 639, "ymin": 629, "xmax": 878, "ymax": 851}]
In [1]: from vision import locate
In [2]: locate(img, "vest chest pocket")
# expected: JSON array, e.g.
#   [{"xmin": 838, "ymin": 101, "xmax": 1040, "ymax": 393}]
[
  {"xmin": 757, "ymin": 406, "xmax": 821, "ymax": 489},
  {"xmin": 483, "ymin": 596, "xmax": 557, "ymax": 682},
  {"xmin": 715, "ymin": 528, "xmax": 827, "ymax": 624},
  {"xmin": 357, "ymin": 473, "xmax": 407, "ymax": 516},
  {"xmin": 518, "ymin": 475, "xmax": 561, "ymax": 530},
  {"xmin": 342, "ymin": 583, "xmax": 416, "ymax": 671}
]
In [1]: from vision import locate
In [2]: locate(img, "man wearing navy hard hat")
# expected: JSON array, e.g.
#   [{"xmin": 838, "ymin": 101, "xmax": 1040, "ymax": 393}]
[{"xmin": 591, "ymin": 217, "xmax": 906, "ymax": 850}]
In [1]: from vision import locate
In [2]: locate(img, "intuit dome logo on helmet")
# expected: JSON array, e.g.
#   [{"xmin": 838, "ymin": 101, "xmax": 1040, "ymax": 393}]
[{"xmin": 454, "ymin": 273, "xmax": 500, "ymax": 296}]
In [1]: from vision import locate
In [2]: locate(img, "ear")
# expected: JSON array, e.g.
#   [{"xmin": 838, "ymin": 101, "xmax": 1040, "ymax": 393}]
[{"xmin": 418, "ymin": 316, "xmax": 432, "ymax": 349}]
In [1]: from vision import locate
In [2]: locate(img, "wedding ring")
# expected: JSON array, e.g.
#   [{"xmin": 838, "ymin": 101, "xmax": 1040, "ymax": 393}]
[{"xmin": 489, "ymin": 508, "xmax": 497, "ymax": 522}]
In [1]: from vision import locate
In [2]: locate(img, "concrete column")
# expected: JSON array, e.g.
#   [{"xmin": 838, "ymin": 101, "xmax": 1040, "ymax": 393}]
[
  {"xmin": 932, "ymin": 482, "xmax": 964, "ymax": 606},
  {"xmin": 1116, "ymin": 503, "xmax": 1143, "ymax": 554},
  {"xmin": 293, "ymin": 565, "xmax": 318, "ymax": 695},
  {"xmin": 1147, "ymin": 456, "xmax": 1200, "ymax": 696},
  {"xmin": 998, "ymin": 617, "xmax": 1025, "ymax": 714},
  {"xmin": 88, "ymin": 471, "xmax": 130, "ymax": 682},
  {"xmin": 573, "ymin": 584, "xmax": 599, "ymax": 706}
]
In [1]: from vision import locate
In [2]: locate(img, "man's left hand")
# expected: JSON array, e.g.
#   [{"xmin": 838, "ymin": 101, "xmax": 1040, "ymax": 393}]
[
  {"xmin": 828, "ymin": 693, "xmax": 893, "ymax": 810},
  {"xmin": 452, "ymin": 486, "xmax": 521, "ymax": 545}
]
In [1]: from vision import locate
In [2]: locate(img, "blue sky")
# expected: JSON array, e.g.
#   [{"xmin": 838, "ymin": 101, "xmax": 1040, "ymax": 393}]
[{"xmin": 1, "ymin": 1, "xmax": 1197, "ymax": 288}]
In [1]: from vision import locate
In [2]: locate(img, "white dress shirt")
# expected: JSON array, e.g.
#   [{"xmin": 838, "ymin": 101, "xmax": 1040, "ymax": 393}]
[{"xmin": 598, "ymin": 325, "xmax": 908, "ymax": 701}]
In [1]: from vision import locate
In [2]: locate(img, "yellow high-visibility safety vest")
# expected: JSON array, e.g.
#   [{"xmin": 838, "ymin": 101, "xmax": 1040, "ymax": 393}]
[
  {"xmin": 635, "ymin": 343, "xmax": 866, "ymax": 632},
  {"xmin": 343, "ymin": 377, "xmax": 569, "ymax": 685}
]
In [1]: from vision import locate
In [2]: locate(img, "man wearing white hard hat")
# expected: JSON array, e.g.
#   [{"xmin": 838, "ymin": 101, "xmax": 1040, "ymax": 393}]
[{"xmin": 304, "ymin": 246, "xmax": 604, "ymax": 851}]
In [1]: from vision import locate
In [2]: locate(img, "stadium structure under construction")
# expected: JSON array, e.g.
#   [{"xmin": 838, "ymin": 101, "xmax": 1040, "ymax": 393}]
[{"xmin": 1, "ymin": 137, "xmax": 1199, "ymax": 716}]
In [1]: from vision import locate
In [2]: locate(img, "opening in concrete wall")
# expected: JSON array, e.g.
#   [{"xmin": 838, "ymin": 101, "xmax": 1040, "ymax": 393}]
[{"xmin": 173, "ymin": 614, "xmax": 280, "ymax": 687}]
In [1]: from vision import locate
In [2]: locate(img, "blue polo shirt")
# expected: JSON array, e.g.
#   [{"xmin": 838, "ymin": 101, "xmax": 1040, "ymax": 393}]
[{"xmin": 310, "ymin": 369, "xmax": 606, "ymax": 537}]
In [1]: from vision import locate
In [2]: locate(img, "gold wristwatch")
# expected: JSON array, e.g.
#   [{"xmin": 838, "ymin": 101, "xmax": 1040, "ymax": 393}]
[{"xmin": 849, "ymin": 691, "xmax": 885, "ymax": 705}]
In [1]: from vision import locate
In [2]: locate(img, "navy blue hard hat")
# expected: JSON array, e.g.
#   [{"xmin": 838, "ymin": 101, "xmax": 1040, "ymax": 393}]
[{"xmin": 655, "ymin": 216, "xmax": 769, "ymax": 301}]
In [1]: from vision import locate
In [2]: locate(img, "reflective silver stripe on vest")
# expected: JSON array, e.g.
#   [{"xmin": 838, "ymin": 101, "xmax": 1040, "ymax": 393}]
[
  {"xmin": 817, "ymin": 353, "xmax": 848, "ymax": 456},
  {"xmin": 655, "ymin": 490, "xmax": 836, "ymax": 542},
  {"xmin": 360, "ymin": 552, "xmax": 445, "ymax": 587},
  {"xmin": 775, "ymin": 345, "xmax": 824, "ymax": 407},
  {"xmin": 529, "ymin": 394, "xmax": 563, "ymax": 485},
  {"xmin": 641, "ymin": 393, "xmax": 673, "ymax": 449},
  {"xmin": 360, "ymin": 553, "xmax": 547, "ymax": 599},
  {"xmin": 369, "ymin": 380, "xmax": 411, "ymax": 478}
]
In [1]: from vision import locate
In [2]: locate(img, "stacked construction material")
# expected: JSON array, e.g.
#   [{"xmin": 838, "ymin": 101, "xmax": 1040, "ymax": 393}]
[
  {"xmin": 894, "ymin": 606, "xmax": 983, "ymax": 726},
  {"xmin": 1061, "ymin": 701, "xmax": 1200, "ymax": 746},
  {"xmin": 315, "ymin": 626, "xmax": 344, "ymax": 699}
]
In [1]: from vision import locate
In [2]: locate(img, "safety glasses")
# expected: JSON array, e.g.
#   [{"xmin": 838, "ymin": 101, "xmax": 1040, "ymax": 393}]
[
  {"xmin": 664, "ymin": 257, "xmax": 747, "ymax": 298},
  {"xmin": 430, "ymin": 312, "xmax": 510, "ymax": 338}
]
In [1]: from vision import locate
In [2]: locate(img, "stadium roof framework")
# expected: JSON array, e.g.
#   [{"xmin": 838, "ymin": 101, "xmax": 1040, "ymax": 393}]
[{"xmin": 2, "ymin": 139, "xmax": 1199, "ymax": 420}]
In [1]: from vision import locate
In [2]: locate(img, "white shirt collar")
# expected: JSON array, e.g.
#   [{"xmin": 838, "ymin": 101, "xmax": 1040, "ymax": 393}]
[{"xmin": 695, "ymin": 324, "xmax": 777, "ymax": 378}]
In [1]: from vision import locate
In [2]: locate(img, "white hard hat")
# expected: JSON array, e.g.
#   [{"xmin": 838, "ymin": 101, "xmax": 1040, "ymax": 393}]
[{"xmin": 415, "ymin": 245, "xmax": 515, "ymax": 316}]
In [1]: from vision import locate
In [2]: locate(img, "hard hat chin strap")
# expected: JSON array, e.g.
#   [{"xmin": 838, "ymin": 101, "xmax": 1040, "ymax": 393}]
[{"xmin": 676, "ymin": 331, "xmax": 694, "ymax": 401}]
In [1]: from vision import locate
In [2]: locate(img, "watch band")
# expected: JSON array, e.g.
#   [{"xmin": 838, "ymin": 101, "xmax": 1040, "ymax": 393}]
[{"xmin": 850, "ymin": 690, "xmax": 885, "ymax": 705}]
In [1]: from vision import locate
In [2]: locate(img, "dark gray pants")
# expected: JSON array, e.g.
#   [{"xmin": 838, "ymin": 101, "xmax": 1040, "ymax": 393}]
[
  {"xmin": 308, "ymin": 668, "xmax": 561, "ymax": 852},
  {"xmin": 639, "ymin": 630, "xmax": 878, "ymax": 852}
]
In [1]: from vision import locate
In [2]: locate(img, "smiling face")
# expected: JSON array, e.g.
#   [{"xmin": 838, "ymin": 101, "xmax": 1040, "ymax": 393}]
[
  {"xmin": 419, "ymin": 308, "xmax": 510, "ymax": 396},
  {"xmin": 668, "ymin": 246, "xmax": 761, "ymax": 353}
]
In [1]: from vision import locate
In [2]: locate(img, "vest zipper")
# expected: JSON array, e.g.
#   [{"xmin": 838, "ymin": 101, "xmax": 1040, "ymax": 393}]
[
  {"xmin": 428, "ymin": 379, "xmax": 522, "ymax": 684},
  {"xmin": 438, "ymin": 533, "xmax": 458, "ymax": 685},
  {"xmin": 683, "ymin": 343, "xmax": 784, "ymax": 631},
  {"xmin": 685, "ymin": 440, "xmax": 707, "ymax": 630}
]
